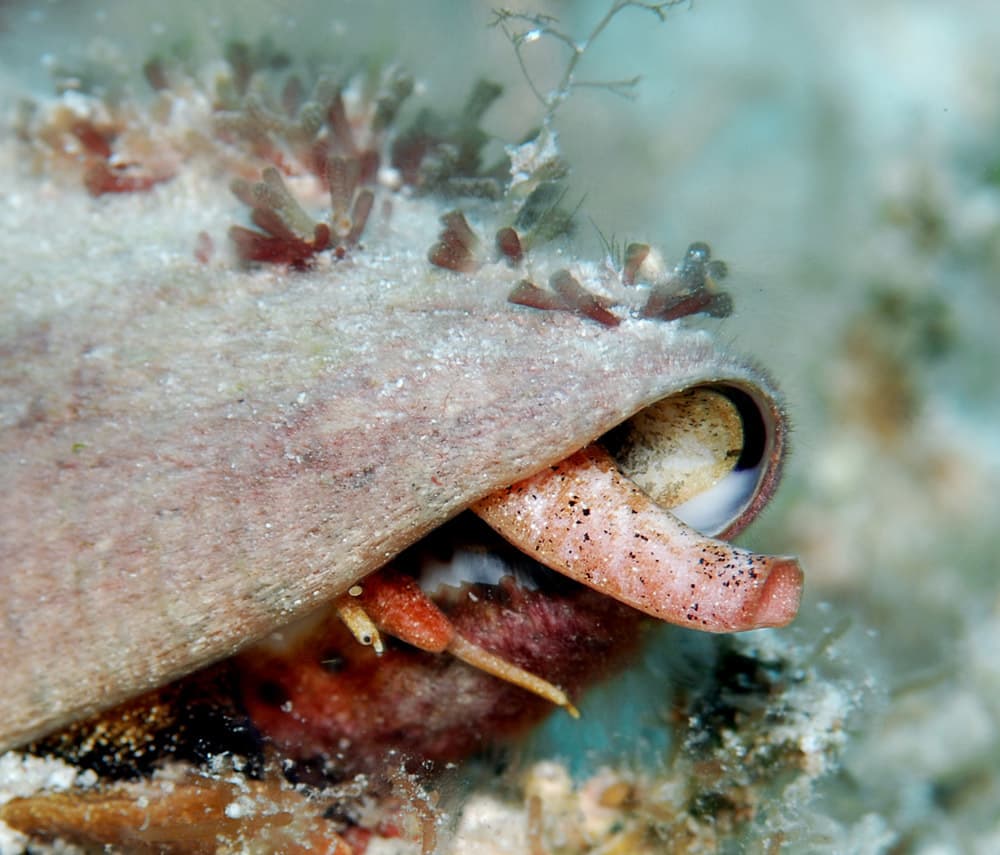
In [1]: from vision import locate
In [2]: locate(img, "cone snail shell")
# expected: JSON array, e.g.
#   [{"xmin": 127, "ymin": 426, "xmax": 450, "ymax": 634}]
[
  {"xmin": 0, "ymin": 271, "xmax": 800, "ymax": 752},
  {"xmin": 0, "ymin": 68, "xmax": 802, "ymax": 754}
]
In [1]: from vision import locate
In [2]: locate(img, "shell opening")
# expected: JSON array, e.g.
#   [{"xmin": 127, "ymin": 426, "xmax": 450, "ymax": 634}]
[{"xmin": 602, "ymin": 383, "xmax": 781, "ymax": 537}]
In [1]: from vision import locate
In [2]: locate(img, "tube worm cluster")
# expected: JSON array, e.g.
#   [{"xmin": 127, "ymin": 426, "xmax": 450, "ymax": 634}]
[
  {"xmin": 15, "ymin": 93, "xmax": 178, "ymax": 196},
  {"xmin": 508, "ymin": 270, "xmax": 622, "ymax": 327},
  {"xmin": 421, "ymin": 163, "xmax": 732, "ymax": 327},
  {"xmin": 505, "ymin": 241, "xmax": 733, "ymax": 326},
  {"xmin": 229, "ymin": 160, "xmax": 374, "ymax": 266},
  {"xmin": 215, "ymin": 60, "xmax": 513, "ymax": 267},
  {"xmin": 427, "ymin": 210, "xmax": 482, "ymax": 273}
]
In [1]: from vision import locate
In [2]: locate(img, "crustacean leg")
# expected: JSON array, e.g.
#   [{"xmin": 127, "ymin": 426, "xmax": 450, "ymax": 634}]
[
  {"xmin": 334, "ymin": 568, "xmax": 579, "ymax": 716},
  {"xmin": 237, "ymin": 546, "xmax": 643, "ymax": 777}
]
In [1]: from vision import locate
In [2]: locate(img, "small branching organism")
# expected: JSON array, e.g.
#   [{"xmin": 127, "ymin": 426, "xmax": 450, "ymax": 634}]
[
  {"xmin": 14, "ymin": 91, "xmax": 178, "ymax": 197},
  {"xmin": 487, "ymin": 3, "xmax": 692, "ymax": 239},
  {"xmin": 484, "ymin": 1, "xmax": 733, "ymax": 327},
  {"xmin": 428, "ymin": 210, "xmax": 482, "ymax": 273},
  {"xmin": 217, "ymin": 59, "xmax": 406, "ymax": 266},
  {"xmin": 640, "ymin": 241, "xmax": 732, "ymax": 320},
  {"xmin": 228, "ymin": 159, "xmax": 374, "ymax": 267},
  {"xmin": 491, "ymin": 1, "xmax": 690, "ymax": 125},
  {"xmin": 506, "ymin": 241, "xmax": 729, "ymax": 326},
  {"xmin": 509, "ymin": 271, "xmax": 621, "ymax": 327},
  {"xmin": 220, "ymin": 55, "xmax": 520, "ymax": 267},
  {"xmin": 212, "ymin": 58, "xmax": 398, "ymax": 185},
  {"xmin": 392, "ymin": 78, "xmax": 508, "ymax": 197}
]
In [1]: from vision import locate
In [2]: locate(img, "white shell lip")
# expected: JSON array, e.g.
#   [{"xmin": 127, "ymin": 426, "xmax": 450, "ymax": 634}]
[{"xmin": 672, "ymin": 466, "xmax": 762, "ymax": 535}]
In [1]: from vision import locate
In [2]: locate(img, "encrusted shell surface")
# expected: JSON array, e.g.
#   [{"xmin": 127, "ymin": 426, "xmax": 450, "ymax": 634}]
[
  {"xmin": 0, "ymin": 75, "xmax": 790, "ymax": 754},
  {"xmin": 1, "ymin": 251, "xmax": 783, "ymax": 750}
]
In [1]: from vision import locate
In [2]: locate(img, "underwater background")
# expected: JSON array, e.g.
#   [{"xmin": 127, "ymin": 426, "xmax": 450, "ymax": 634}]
[{"xmin": 2, "ymin": 0, "xmax": 999, "ymax": 851}]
